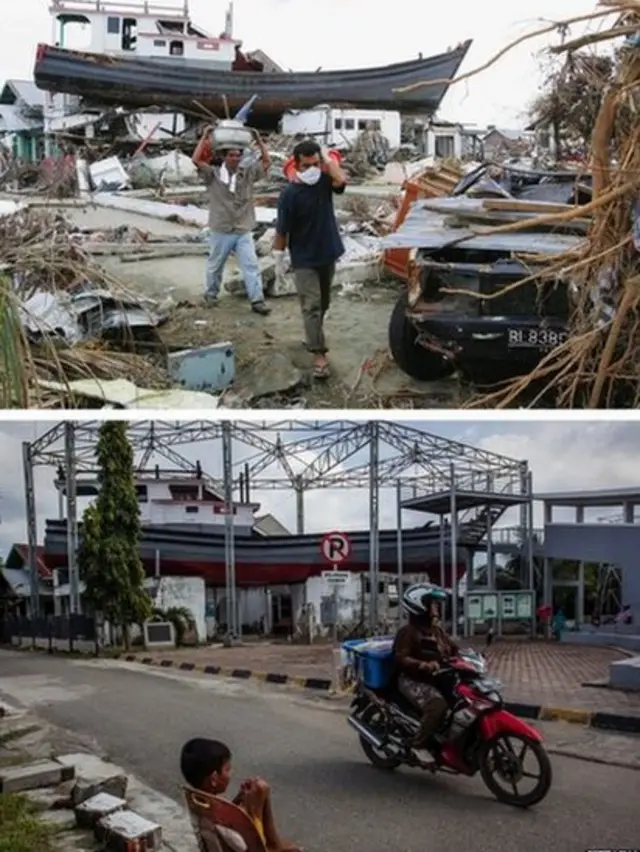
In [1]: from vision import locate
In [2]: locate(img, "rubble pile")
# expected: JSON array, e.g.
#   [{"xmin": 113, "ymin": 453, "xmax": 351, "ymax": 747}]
[
  {"xmin": 0, "ymin": 206, "xmax": 173, "ymax": 408},
  {"xmin": 462, "ymin": 3, "xmax": 640, "ymax": 408}
]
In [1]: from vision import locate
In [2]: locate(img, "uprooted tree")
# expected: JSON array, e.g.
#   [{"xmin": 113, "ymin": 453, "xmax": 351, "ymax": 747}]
[
  {"xmin": 78, "ymin": 422, "xmax": 151, "ymax": 648},
  {"xmin": 528, "ymin": 50, "xmax": 617, "ymax": 157}
]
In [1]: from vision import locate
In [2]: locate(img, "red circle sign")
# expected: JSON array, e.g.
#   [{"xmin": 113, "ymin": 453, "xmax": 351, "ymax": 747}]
[{"xmin": 321, "ymin": 531, "xmax": 351, "ymax": 565}]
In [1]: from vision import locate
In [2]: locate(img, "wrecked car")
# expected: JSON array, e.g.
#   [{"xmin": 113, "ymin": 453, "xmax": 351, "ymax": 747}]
[{"xmin": 382, "ymin": 163, "xmax": 590, "ymax": 386}]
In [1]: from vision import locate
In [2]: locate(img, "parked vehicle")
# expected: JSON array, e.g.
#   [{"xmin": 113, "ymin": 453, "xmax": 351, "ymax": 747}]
[
  {"xmin": 383, "ymin": 164, "xmax": 591, "ymax": 387},
  {"xmin": 343, "ymin": 640, "xmax": 552, "ymax": 808}
]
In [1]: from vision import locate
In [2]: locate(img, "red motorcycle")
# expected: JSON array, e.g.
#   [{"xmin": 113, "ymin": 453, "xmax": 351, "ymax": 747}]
[{"xmin": 346, "ymin": 647, "xmax": 552, "ymax": 807}]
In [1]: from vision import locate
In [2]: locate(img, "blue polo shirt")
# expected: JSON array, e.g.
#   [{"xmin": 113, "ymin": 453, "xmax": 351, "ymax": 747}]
[{"xmin": 275, "ymin": 173, "xmax": 346, "ymax": 269}]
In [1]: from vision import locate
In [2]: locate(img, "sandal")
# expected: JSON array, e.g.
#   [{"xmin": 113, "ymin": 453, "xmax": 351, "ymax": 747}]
[{"xmin": 312, "ymin": 359, "xmax": 331, "ymax": 379}]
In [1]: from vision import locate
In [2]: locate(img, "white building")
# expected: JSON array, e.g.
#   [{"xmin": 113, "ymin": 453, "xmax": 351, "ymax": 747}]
[{"xmin": 281, "ymin": 105, "xmax": 402, "ymax": 151}]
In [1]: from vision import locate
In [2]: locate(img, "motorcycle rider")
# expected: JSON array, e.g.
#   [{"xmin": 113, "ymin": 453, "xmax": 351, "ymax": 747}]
[{"xmin": 393, "ymin": 583, "xmax": 459, "ymax": 765}]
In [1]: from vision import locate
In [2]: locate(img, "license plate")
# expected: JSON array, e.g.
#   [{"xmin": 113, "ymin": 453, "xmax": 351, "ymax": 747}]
[{"xmin": 507, "ymin": 328, "xmax": 568, "ymax": 349}]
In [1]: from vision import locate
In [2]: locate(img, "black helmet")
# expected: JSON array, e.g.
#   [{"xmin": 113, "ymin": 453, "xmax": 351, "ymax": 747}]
[{"xmin": 402, "ymin": 583, "xmax": 448, "ymax": 617}]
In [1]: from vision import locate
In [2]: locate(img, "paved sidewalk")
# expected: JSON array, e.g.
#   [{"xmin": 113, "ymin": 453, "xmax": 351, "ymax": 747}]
[{"xmin": 138, "ymin": 639, "xmax": 640, "ymax": 717}]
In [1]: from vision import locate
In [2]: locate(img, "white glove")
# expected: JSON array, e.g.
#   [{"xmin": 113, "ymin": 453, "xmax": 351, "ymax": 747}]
[{"xmin": 273, "ymin": 249, "xmax": 287, "ymax": 282}]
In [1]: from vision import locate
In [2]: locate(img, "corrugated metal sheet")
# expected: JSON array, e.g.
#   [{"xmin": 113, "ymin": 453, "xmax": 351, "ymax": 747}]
[
  {"xmin": 1, "ymin": 567, "xmax": 31, "ymax": 597},
  {"xmin": 0, "ymin": 104, "xmax": 41, "ymax": 133},
  {"xmin": 1, "ymin": 79, "xmax": 45, "ymax": 109},
  {"xmin": 381, "ymin": 200, "xmax": 584, "ymax": 255}
]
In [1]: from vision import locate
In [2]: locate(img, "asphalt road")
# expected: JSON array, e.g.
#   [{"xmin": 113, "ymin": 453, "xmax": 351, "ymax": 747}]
[{"xmin": 1, "ymin": 651, "xmax": 639, "ymax": 852}]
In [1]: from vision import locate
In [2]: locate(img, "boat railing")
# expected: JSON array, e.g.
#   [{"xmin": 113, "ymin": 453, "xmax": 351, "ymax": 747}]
[
  {"xmin": 486, "ymin": 526, "xmax": 545, "ymax": 546},
  {"xmin": 50, "ymin": 0, "xmax": 189, "ymax": 18}
]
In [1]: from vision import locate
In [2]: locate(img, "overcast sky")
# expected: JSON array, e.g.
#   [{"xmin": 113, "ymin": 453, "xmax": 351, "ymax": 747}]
[
  {"xmin": 1, "ymin": 418, "xmax": 639, "ymax": 556},
  {"xmin": 3, "ymin": 0, "xmax": 612, "ymax": 127}
]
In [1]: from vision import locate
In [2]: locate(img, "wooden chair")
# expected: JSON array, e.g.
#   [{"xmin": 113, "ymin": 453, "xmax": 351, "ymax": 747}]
[{"xmin": 184, "ymin": 787, "xmax": 268, "ymax": 852}]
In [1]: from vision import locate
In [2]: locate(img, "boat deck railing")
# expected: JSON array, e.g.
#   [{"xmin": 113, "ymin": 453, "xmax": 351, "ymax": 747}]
[{"xmin": 51, "ymin": 0, "xmax": 189, "ymax": 19}]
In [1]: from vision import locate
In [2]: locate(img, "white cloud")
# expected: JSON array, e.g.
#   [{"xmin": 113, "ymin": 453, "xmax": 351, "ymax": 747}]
[
  {"xmin": 2, "ymin": 0, "xmax": 608, "ymax": 128},
  {"xmin": 2, "ymin": 419, "xmax": 640, "ymax": 556}
]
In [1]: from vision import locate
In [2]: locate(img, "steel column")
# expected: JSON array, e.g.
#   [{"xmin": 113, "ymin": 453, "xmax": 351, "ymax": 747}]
[
  {"xmin": 64, "ymin": 422, "xmax": 80, "ymax": 614},
  {"xmin": 439, "ymin": 515, "xmax": 445, "ymax": 589},
  {"xmin": 449, "ymin": 462, "xmax": 458, "ymax": 639},
  {"xmin": 396, "ymin": 480, "xmax": 404, "ymax": 624},
  {"xmin": 368, "ymin": 422, "xmax": 380, "ymax": 633},
  {"xmin": 22, "ymin": 442, "xmax": 39, "ymax": 618},
  {"xmin": 295, "ymin": 475, "xmax": 305, "ymax": 534},
  {"xmin": 222, "ymin": 421, "xmax": 237, "ymax": 638}
]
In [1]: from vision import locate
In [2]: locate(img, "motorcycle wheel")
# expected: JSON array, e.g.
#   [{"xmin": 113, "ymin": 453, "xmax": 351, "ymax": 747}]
[
  {"xmin": 479, "ymin": 734, "xmax": 552, "ymax": 807},
  {"xmin": 358, "ymin": 705, "xmax": 402, "ymax": 771}
]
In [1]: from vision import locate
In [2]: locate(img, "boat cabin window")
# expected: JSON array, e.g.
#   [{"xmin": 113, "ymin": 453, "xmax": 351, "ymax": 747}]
[
  {"xmin": 344, "ymin": 118, "xmax": 355, "ymax": 130},
  {"xmin": 169, "ymin": 484, "xmax": 199, "ymax": 501},
  {"xmin": 122, "ymin": 17, "xmax": 138, "ymax": 52},
  {"xmin": 107, "ymin": 16, "xmax": 120, "ymax": 34},
  {"xmin": 334, "ymin": 118, "xmax": 342, "ymax": 130},
  {"xmin": 358, "ymin": 120, "xmax": 367, "ymax": 131},
  {"xmin": 170, "ymin": 40, "xmax": 184, "ymax": 56},
  {"xmin": 135, "ymin": 484, "xmax": 148, "ymax": 503},
  {"xmin": 185, "ymin": 505, "xmax": 199, "ymax": 514},
  {"xmin": 154, "ymin": 39, "xmax": 167, "ymax": 47}
]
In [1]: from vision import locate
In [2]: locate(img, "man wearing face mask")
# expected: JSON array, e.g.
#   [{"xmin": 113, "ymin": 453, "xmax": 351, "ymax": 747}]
[
  {"xmin": 192, "ymin": 124, "xmax": 271, "ymax": 315},
  {"xmin": 273, "ymin": 139, "xmax": 348, "ymax": 379}
]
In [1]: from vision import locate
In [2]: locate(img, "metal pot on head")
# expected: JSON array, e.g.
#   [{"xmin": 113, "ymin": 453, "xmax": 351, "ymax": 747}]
[{"xmin": 212, "ymin": 119, "xmax": 253, "ymax": 151}]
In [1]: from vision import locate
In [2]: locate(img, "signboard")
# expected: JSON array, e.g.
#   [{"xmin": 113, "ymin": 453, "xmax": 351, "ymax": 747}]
[
  {"xmin": 321, "ymin": 531, "xmax": 351, "ymax": 565},
  {"xmin": 501, "ymin": 594, "xmax": 516, "ymax": 618},
  {"xmin": 481, "ymin": 594, "xmax": 498, "ymax": 618},
  {"xmin": 322, "ymin": 570, "xmax": 349, "ymax": 586},
  {"xmin": 467, "ymin": 595, "xmax": 483, "ymax": 620},
  {"xmin": 516, "ymin": 592, "xmax": 534, "ymax": 619}
]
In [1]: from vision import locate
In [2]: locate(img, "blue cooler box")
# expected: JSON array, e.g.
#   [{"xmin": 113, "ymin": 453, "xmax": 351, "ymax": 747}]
[{"xmin": 341, "ymin": 637, "xmax": 395, "ymax": 689}]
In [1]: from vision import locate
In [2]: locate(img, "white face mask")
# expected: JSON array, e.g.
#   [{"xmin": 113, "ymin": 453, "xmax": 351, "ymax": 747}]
[{"xmin": 297, "ymin": 166, "xmax": 322, "ymax": 186}]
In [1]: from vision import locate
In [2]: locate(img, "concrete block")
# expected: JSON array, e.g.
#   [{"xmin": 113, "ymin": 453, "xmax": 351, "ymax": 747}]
[
  {"xmin": 72, "ymin": 772, "xmax": 128, "ymax": 806},
  {"xmin": 40, "ymin": 808, "xmax": 78, "ymax": 830},
  {"xmin": 609, "ymin": 655, "xmax": 640, "ymax": 690},
  {"xmin": 0, "ymin": 760, "xmax": 75, "ymax": 794},
  {"xmin": 96, "ymin": 810, "xmax": 162, "ymax": 851},
  {"xmin": 76, "ymin": 792, "xmax": 127, "ymax": 829},
  {"xmin": 24, "ymin": 784, "xmax": 74, "ymax": 810},
  {"xmin": 167, "ymin": 341, "xmax": 235, "ymax": 392}
]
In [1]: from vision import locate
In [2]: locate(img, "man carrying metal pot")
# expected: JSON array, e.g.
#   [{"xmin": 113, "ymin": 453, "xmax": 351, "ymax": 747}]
[{"xmin": 192, "ymin": 124, "xmax": 271, "ymax": 315}]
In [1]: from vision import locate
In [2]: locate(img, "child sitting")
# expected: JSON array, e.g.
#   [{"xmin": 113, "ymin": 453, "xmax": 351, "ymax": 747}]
[{"xmin": 180, "ymin": 738, "xmax": 301, "ymax": 852}]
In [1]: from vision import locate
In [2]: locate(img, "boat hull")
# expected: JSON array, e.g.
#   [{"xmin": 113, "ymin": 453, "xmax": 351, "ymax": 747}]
[
  {"xmin": 33, "ymin": 41, "xmax": 472, "ymax": 124},
  {"xmin": 44, "ymin": 518, "xmax": 468, "ymax": 585}
]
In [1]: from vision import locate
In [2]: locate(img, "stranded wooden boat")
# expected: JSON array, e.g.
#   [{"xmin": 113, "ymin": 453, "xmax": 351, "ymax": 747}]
[{"xmin": 33, "ymin": 40, "xmax": 472, "ymax": 125}]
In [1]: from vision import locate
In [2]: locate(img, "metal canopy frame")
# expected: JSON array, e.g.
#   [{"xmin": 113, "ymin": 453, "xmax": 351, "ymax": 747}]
[
  {"xmin": 22, "ymin": 420, "xmax": 524, "ymax": 634},
  {"xmin": 396, "ymin": 457, "xmax": 534, "ymax": 639}
]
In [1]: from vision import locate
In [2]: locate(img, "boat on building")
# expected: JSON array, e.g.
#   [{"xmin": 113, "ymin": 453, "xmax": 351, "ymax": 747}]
[
  {"xmin": 40, "ymin": 471, "xmax": 469, "ymax": 585},
  {"xmin": 34, "ymin": 0, "xmax": 472, "ymax": 132}
]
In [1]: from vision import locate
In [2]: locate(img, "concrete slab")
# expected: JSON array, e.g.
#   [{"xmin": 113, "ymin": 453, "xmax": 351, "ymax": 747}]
[
  {"xmin": 0, "ymin": 759, "xmax": 75, "ymax": 793},
  {"xmin": 96, "ymin": 810, "xmax": 162, "ymax": 851},
  {"xmin": 610, "ymin": 656, "xmax": 640, "ymax": 691},
  {"xmin": 71, "ymin": 771, "xmax": 128, "ymax": 806},
  {"xmin": 40, "ymin": 808, "xmax": 79, "ymax": 830},
  {"xmin": 76, "ymin": 792, "xmax": 127, "ymax": 829},
  {"xmin": 56, "ymin": 753, "xmax": 198, "ymax": 852}
]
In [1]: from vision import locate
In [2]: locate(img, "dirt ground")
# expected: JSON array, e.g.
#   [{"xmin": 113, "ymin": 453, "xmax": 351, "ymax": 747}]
[{"xmin": 65, "ymin": 204, "xmax": 468, "ymax": 409}]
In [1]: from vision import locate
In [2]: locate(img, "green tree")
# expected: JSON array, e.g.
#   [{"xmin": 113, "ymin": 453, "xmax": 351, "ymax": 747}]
[{"xmin": 78, "ymin": 422, "xmax": 151, "ymax": 648}]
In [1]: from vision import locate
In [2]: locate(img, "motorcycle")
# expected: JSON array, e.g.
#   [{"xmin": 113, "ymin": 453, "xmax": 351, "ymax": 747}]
[{"xmin": 344, "ymin": 643, "xmax": 552, "ymax": 808}]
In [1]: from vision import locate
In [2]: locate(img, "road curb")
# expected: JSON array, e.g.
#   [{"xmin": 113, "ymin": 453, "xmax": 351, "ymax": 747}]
[
  {"xmin": 116, "ymin": 653, "xmax": 334, "ymax": 693},
  {"xmin": 5, "ymin": 645, "xmax": 640, "ymax": 735}
]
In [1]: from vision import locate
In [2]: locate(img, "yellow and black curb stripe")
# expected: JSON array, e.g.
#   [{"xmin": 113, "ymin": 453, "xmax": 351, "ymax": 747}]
[
  {"xmin": 503, "ymin": 700, "xmax": 640, "ymax": 735},
  {"xmin": 6, "ymin": 644, "xmax": 640, "ymax": 736},
  {"xmin": 115, "ymin": 653, "xmax": 334, "ymax": 693}
]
